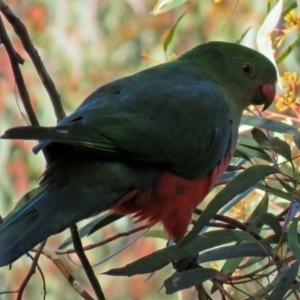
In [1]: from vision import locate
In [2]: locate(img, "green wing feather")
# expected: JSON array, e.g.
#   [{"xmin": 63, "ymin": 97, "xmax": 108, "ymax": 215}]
[{"xmin": 4, "ymin": 62, "xmax": 232, "ymax": 178}]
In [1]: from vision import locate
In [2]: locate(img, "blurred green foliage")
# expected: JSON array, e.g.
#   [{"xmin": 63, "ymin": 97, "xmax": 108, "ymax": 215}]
[{"xmin": 1, "ymin": 0, "xmax": 300, "ymax": 299}]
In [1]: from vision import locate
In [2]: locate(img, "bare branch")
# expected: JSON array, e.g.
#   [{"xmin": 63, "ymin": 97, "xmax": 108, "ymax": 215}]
[
  {"xmin": 42, "ymin": 246, "xmax": 95, "ymax": 300},
  {"xmin": 17, "ymin": 242, "xmax": 45, "ymax": 300},
  {"xmin": 0, "ymin": 0, "xmax": 66, "ymax": 122},
  {"xmin": 56, "ymin": 224, "xmax": 149, "ymax": 255},
  {"xmin": 0, "ymin": 14, "xmax": 39, "ymax": 126},
  {"xmin": 70, "ymin": 225, "xmax": 106, "ymax": 300}
]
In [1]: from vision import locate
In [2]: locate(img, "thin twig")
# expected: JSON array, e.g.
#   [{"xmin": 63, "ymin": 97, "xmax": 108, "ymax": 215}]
[
  {"xmin": 56, "ymin": 224, "xmax": 149, "ymax": 255},
  {"xmin": 17, "ymin": 242, "xmax": 45, "ymax": 300},
  {"xmin": 41, "ymin": 246, "xmax": 95, "ymax": 300},
  {"xmin": 0, "ymin": 0, "xmax": 66, "ymax": 122},
  {"xmin": 193, "ymin": 209, "xmax": 263, "ymax": 241},
  {"xmin": 0, "ymin": 14, "xmax": 39, "ymax": 126},
  {"xmin": 33, "ymin": 257, "xmax": 47, "ymax": 300},
  {"xmin": 70, "ymin": 225, "xmax": 106, "ymax": 300}
]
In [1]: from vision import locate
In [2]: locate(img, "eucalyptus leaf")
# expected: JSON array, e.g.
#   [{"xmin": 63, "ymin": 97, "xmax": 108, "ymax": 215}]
[
  {"xmin": 245, "ymin": 265, "xmax": 289, "ymax": 299},
  {"xmin": 247, "ymin": 192, "xmax": 269, "ymax": 223},
  {"xmin": 152, "ymin": 0, "xmax": 187, "ymax": 15},
  {"xmin": 254, "ymin": 183, "xmax": 293, "ymax": 201},
  {"xmin": 197, "ymin": 243, "xmax": 273, "ymax": 264},
  {"xmin": 288, "ymin": 216, "xmax": 300, "ymax": 259},
  {"xmin": 236, "ymin": 144, "xmax": 273, "ymax": 162},
  {"xmin": 241, "ymin": 115, "xmax": 300, "ymax": 149},
  {"xmin": 163, "ymin": 5, "xmax": 188, "ymax": 53},
  {"xmin": 104, "ymin": 229, "xmax": 260, "ymax": 276},
  {"xmin": 268, "ymin": 260, "xmax": 300, "ymax": 300},
  {"xmin": 251, "ymin": 127, "xmax": 292, "ymax": 161},
  {"xmin": 59, "ymin": 213, "xmax": 123, "ymax": 249},
  {"xmin": 164, "ymin": 268, "xmax": 218, "ymax": 294},
  {"xmin": 179, "ymin": 165, "xmax": 279, "ymax": 246},
  {"xmin": 247, "ymin": 212, "xmax": 282, "ymax": 239}
]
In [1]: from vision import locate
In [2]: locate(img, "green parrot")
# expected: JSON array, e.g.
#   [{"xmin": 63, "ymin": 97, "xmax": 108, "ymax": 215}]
[{"xmin": 0, "ymin": 41, "xmax": 277, "ymax": 267}]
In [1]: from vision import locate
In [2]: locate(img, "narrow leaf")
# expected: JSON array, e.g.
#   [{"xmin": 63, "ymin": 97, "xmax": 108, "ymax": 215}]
[
  {"xmin": 236, "ymin": 144, "xmax": 273, "ymax": 162},
  {"xmin": 251, "ymin": 128, "xmax": 292, "ymax": 161},
  {"xmin": 144, "ymin": 230, "xmax": 167, "ymax": 240},
  {"xmin": 59, "ymin": 213, "xmax": 123, "ymax": 249},
  {"xmin": 278, "ymin": 179, "xmax": 300, "ymax": 198},
  {"xmin": 104, "ymin": 229, "xmax": 260, "ymax": 276},
  {"xmin": 247, "ymin": 192, "xmax": 269, "ymax": 223},
  {"xmin": 268, "ymin": 260, "xmax": 300, "ymax": 300},
  {"xmin": 163, "ymin": 4, "xmax": 189, "ymax": 53},
  {"xmin": 241, "ymin": 115, "xmax": 300, "ymax": 149},
  {"xmin": 179, "ymin": 165, "xmax": 279, "ymax": 246},
  {"xmin": 152, "ymin": 0, "xmax": 187, "ymax": 15},
  {"xmin": 164, "ymin": 268, "xmax": 218, "ymax": 294},
  {"xmin": 254, "ymin": 183, "xmax": 292, "ymax": 201},
  {"xmin": 247, "ymin": 213, "xmax": 282, "ymax": 240},
  {"xmin": 244, "ymin": 265, "xmax": 289, "ymax": 299},
  {"xmin": 88, "ymin": 213, "xmax": 123, "ymax": 236},
  {"xmin": 276, "ymin": 37, "xmax": 298, "ymax": 65},
  {"xmin": 197, "ymin": 243, "xmax": 273, "ymax": 264},
  {"xmin": 288, "ymin": 216, "xmax": 300, "ymax": 259}
]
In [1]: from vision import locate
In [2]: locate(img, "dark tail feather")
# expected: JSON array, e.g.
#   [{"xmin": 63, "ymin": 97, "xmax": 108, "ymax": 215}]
[
  {"xmin": 1, "ymin": 125, "xmax": 67, "ymax": 141},
  {"xmin": 1, "ymin": 124, "xmax": 96, "ymax": 154},
  {"xmin": 0, "ymin": 188, "xmax": 56, "ymax": 266},
  {"xmin": 0, "ymin": 184, "xmax": 123, "ymax": 267}
]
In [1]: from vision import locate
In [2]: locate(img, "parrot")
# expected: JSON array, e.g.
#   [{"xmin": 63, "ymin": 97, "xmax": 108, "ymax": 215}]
[{"xmin": 0, "ymin": 41, "xmax": 277, "ymax": 267}]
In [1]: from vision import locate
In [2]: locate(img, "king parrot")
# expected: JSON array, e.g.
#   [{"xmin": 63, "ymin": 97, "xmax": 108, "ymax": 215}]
[{"xmin": 0, "ymin": 41, "xmax": 277, "ymax": 267}]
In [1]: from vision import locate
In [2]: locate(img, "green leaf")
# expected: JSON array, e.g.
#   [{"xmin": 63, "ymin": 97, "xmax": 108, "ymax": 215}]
[
  {"xmin": 254, "ymin": 183, "xmax": 292, "ymax": 201},
  {"xmin": 276, "ymin": 37, "xmax": 298, "ymax": 65},
  {"xmin": 278, "ymin": 179, "xmax": 300, "ymax": 199},
  {"xmin": 238, "ymin": 135, "xmax": 263, "ymax": 148},
  {"xmin": 103, "ymin": 229, "xmax": 260, "ymax": 276},
  {"xmin": 179, "ymin": 165, "xmax": 279, "ymax": 246},
  {"xmin": 251, "ymin": 127, "xmax": 292, "ymax": 162},
  {"xmin": 163, "ymin": 5, "xmax": 189, "ymax": 53},
  {"xmin": 241, "ymin": 115, "xmax": 300, "ymax": 149},
  {"xmin": 152, "ymin": 0, "xmax": 187, "ymax": 15},
  {"xmin": 164, "ymin": 268, "xmax": 218, "ymax": 294},
  {"xmin": 144, "ymin": 230, "xmax": 167, "ymax": 240},
  {"xmin": 221, "ymin": 196, "xmax": 271, "ymax": 275},
  {"xmin": 88, "ymin": 213, "xmax": 123, "ymax": 236},
  {"xmin": 59, "ymin": 213, "xmax": 123, "ymax": 249},
  {"xmin": 247, "ymin": 192, "xmax": 269, "ymax": 223},
  {"xmin": 288, "ymin": 216, "xmax": 300, "ymax": 259},
  {"xmin": 244, "ymin": 264, "xmax": 293, "ymax": 300},
  {"xmin": 247, "ymin": 213, "xmax": 282, "ymax": 240},
  {"xmin": 221, "ymin": 256, "xmax": 243, "ymax": 275},
  {"xmin": 251, "ymin": 127, "xmax": 270, "ymax": 145},
  {"xmin": 262, "ymin": 233, "xmax": 288, "ymax": 245},
  {"xmin": 197, "ymin": 243, "xmax": 273, "ymax": 264},
  {"xmin": 235, "ymin": 144, "xmax": 273, "ymax": 162},
  {"xmin": 268, "ymin": 260, "xmax": 300, "ymax": 300}
]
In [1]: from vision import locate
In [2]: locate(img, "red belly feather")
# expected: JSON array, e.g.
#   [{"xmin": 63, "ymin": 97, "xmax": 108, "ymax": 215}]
[{"xmin": 111, "ymin": 143, "xmax": 233, "ymax": 241}]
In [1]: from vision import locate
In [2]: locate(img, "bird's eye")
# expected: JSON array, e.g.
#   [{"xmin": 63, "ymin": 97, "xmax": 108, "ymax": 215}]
[{"xmin": 242, "ymin": 63, "xmax": 254, "ymax": 75}]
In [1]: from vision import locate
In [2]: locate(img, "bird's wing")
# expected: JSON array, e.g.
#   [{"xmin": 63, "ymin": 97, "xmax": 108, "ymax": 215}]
[{"xmin": 3, "ymin": 64, "xmax": 233, "ymax": 178}]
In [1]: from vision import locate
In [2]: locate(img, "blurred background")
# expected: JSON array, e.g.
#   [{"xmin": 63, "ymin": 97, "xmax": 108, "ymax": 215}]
[{"xmin": 0, "ymin": 0, "xmax": 299, "ymax": 299}]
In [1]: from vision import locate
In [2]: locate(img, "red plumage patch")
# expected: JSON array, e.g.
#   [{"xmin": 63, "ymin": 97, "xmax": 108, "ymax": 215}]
[{"xmin": 111, "ymin": 143, "xmax": 233, "ymax": 241}]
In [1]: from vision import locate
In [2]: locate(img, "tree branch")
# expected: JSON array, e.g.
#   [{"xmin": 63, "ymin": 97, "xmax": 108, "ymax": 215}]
[
  {"xmin": 16, "ymin": 242, "xmax": 45, "ymax": 300},
  {"xmin": 70, "ymin": 225, "xmax": 106, "ymax": 300},
  {"xmin": 0, "ymin": 0, "xmax": 66, "ymax": 122},
  {"xmin": 41, "ymin": 246, "xmax": 95, "ymax": 300},
  {"xmin": 56, "ymin": 224, "xmax": 149, "ymax": 255},
  {"xmin": 0, "ymin": 14, "xmax": 39, "ymax": 126}
]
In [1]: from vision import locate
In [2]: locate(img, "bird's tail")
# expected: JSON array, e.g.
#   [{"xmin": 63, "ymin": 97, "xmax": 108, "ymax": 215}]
[
  {"xmin": 0, "ymin": 168, "xmax": 126, "ymax": 267},
  {"xmin": 0, "ymin": 187, "xmax": 60, "ymax": 266}
]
